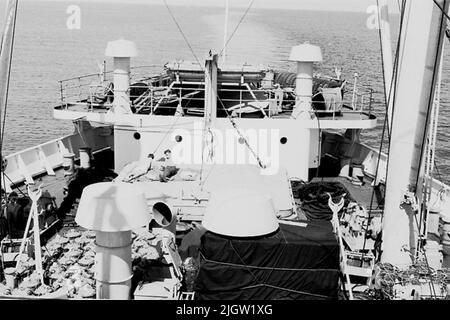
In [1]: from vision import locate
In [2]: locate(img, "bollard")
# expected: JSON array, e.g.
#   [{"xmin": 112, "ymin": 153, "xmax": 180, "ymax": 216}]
[
  {"xmin": 63, "ymin": 153, "xmax": 75, "ymax": 176},
  {"xmin": 79, "ymin": 147, "xmax": 92, "ymax": 169}
]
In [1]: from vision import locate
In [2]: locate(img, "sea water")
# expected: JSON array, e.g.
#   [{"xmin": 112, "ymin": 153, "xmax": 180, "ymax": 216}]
[{"xmin": 2, "ymin": 1, "xmax": 450, "ymax": 183}]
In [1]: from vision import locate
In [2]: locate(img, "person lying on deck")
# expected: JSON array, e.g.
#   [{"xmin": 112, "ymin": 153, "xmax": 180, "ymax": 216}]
[
  {"xmin": 157, "ymin": 149, "xmax": 179, "ymax": 182},
  {"xmin": 116, "ymin": 153, "xmax": 155, "ymax": 182}
]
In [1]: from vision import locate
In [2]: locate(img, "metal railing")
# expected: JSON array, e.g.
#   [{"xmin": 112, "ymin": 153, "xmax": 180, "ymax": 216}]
[
  {"xmin": 57, "ymin": 66, "xmax": 374, "ymax": 119},
  {"xmin": 58, "ymin": 65, "xmax": 166, "ymax": 109}
]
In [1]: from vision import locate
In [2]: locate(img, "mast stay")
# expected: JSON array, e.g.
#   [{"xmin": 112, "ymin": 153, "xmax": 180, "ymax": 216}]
[{"xmin": 0, "ymin": 0, "xmax": 19, "ymax": 196}]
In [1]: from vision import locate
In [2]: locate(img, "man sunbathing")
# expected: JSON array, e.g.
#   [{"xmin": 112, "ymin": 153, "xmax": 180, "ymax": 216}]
[
  {"xmin": 157, "ymin": 149, "xmax": 179, "ymax": 182},
  {"xmin": 116, "ymin": 153, "xmax": 155, "ymax": 182}
]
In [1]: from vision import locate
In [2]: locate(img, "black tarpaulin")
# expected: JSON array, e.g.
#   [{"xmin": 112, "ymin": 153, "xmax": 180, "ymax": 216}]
[
  {"xmin": 297, "ymin": 181, "xmax": 354, "ymax": 221},
  {"xmin": 195, "ymin": 220, "xmax": 340, "ymax": 300}
]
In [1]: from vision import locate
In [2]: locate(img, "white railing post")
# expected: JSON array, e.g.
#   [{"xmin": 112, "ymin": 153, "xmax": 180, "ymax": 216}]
[
  {"xmin": 351, "ymin": 73, "xmax": 358, "ymax": 110},
  {"xmin": 78, "ymin": 77, "xmax": 82, "ymax": 102},
  {"xmin": 150, "ymin": 88, "xmax": 153, "ymax": 114}
]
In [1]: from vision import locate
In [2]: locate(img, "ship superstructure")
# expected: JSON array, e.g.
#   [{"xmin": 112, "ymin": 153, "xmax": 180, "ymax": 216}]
[{"xmin": 1, "ymin": 0, "xmax": 450, "ymax": 300}]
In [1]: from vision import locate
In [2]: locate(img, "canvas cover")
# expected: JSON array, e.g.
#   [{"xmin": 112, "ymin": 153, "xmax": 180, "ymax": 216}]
[{"xmin": 195, "ymin": 220, "xmax": 340, "ymax": 300}]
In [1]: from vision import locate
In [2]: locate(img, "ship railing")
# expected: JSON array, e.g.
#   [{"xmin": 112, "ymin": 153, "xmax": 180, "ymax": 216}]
[
  {"xmin": 58, "ymin": 65, "xmax": 166, "ymax": 109},
  {"xmin": 58, "ymin": 85, "xmax": 374, "ymax": 118},
  {"xmin": 153, "ymin": 82, "xmax": 373, "ymax": 116},
  {"xmin": 127, "ymin": 84, "xmax": 373, "ymax": 118},
  {"xmin": 58, "ymin": 69, "xmax": 374, "ymax": 118},
  {"xmin": 308, "ymin": 84, "xmax": 374, "ymax": 119},
  {"xmin": 210, "ymin": 85, "xmax": 374, "ymax": 118}
]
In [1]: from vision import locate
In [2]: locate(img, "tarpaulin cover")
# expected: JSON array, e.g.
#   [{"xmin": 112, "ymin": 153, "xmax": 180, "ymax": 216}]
[
  {"xmin": 297, "ymin": 181, "xmax": 354, "ymax": 221},
  {"xmin": 195, "ymin": 220, "xmax": 340, "ymax": 300}
]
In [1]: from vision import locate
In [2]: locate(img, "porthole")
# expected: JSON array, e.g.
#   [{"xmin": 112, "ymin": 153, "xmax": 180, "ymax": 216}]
[
  {"xmin": 280, "ymin": 137, "xmax": 288, "ymax": 145},
  {"xmin": 175, "ymin": 135, "xmax": 183, "ymax": 143},
  {"xmin": 238, "ymin": 137, "xmax": 246, "ymax": 144}
]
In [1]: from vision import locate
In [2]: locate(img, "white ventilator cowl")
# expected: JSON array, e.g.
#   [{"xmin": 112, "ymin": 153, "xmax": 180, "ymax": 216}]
[
  {"xmin": 288, "ymin": 43, "xmax": 323, "ymax": 62},
  {"xmin": 75, "ymin": 182, "xmax": 150, "ymax": 232},
  {"xmin": 105, "ymin": 39, "xmax": 138, "ymax": 58},
  {"xmin": 202, "ymin": 188, "xmax": 279, "ymax": 237}
]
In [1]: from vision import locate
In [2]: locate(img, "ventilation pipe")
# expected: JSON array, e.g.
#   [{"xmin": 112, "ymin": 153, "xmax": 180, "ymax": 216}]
[
  {"xmin": 288, "ymin": 43, "xmax": 322, "ymax": 120},
  {"xmin": 75, "ymin": 182, "xmax": 150, "ymax": 299},
  {"xmin": 105, "ymin": 39, "xmax": 138, "ymax": 114},
  {"xmin": 149, "ymin": 201, "xmax": 177, "ymax": 239}
]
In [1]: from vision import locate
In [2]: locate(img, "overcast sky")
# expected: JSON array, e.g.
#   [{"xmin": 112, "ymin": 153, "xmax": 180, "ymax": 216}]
[{"xmin": 22, "ymin": 0, "xmax": 400, "ymax": 13}]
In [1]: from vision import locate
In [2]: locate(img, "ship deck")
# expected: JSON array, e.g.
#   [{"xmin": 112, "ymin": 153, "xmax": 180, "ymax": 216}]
[
  {"xmin": 19, "ymin": 165, "xmax": 386, "ymax": 226},
  {"xmin": 309, "ymin": 176, "xmax": 384, "ymax": 211},
  {"xmin": 6, "ymin": 158, "xmax": 450, "ymax": 300},
  {"xmin": 54, "ymin": 103, "xmax": 377, "ymax": 127}
]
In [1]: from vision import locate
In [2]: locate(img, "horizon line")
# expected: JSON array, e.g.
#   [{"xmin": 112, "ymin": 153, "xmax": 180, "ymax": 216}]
[{"xmin": 18, "ymin": 0, "xmax": 401, "ymax": 14}]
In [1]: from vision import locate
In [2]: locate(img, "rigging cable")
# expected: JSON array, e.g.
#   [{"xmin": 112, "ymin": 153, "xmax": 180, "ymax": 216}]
[
  {"xmin": 413, "ymin": 210, "xmax": 438, "ymax": 298},
  {"xmin": 0, "ymin": 0, "xmax": 19, "ymax": 198},
  {"xmin": 421, "ymin": 39, "xmax": 444, "ymax": 245},
  {"xmin": 150, "ymin": 84, "xmax": 202, "ymax": 155},
  {"xmin": 1, "ymin": 0, "xmax": 18, "ymax": 146},
  {"xmin": 412, "ymin": 3, "xmax": 448, "ymax": 293},
  {"xmin": 3, "ymin": 171, "xmax": 27, "ymax": 197},
  {"xmin": 433, "ymin": 0, "xmax": 450, "ymax": 22},
  {"xmin": 219, "ymin": 0, "xmax": 255, "ymax": 58},
  {"xmin": 434, "ymin": 158, "xmax": 444, "ymax": 183},
  {"xmin": 413, "ymin": 0, "xmax": 448, "ymax": 244},
  {"xmin": 376, "ymin": 0, "xmax": 392, "ymax": 139},
  {"xmin": 162, "ymin": 0, "xmax": 265, "ymax": 188},
  {"xmin": 363, "ymin": 3, "xmax": 447, "ymax": 296},
  {"xmin": 361, "ymin": 0, "xmax": 407, "ymax": 256},
  {"xmin": 415, "ymin": 0, "xmax": 448, "ymax": 191},
  {"xmin": 161, "ymin": 0, "xmax": 203, "ymax": 68},
  {"xmin": 161, "ymin": 0, "xmax": 209, "ymax": 188}
]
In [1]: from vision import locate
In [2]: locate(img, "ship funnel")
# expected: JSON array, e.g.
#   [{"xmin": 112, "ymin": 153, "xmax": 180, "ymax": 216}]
[
  {"xmin": 289, "ymin": 42, "xmax": 322, "ymax": 120},
  {"xmin": 202, "ymin": 188, "xmax": 279, "ymax": 237},
  {"xmin": 105, "ymin": 39, "xmax": 138, "ymax": 114},
  {"xmin": 75, "ymin": 182, "xmax": 151, "ymax": 300}
]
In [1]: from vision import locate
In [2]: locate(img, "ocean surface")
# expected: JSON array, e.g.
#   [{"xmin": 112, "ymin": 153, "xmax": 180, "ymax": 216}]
[{"xmin": 2, "ymin": 1, "xmax": 450, "ymax": 183}]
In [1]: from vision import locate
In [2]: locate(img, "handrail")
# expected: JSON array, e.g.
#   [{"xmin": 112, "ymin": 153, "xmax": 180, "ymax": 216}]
[
  {"xmin": 58, "ymin": 65, "xmax": 163, "ymax": 82},
  {"xmin": 57, "ymin": 66, "xmax": 375, "ymax": 119}
]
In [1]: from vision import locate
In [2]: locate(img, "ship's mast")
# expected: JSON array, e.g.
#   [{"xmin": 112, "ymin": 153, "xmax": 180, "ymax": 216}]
[
  {"xmin": 222, "ymin": 0, "xmax": 229, "ymax": 64},
  {"xmin": 204, "ymin": 52, "xmax": 218, "ymax": 124},
  {"xmin": 381, "ymin": 0, "xmax": 449, "ymax": 267}
]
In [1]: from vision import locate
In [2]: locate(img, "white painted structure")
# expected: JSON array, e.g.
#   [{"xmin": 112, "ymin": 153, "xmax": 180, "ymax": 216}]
[
  {"xmin": 1, "ymin": 124, "xmax": 113, "ymax": 191},
  {"xmin": 202, "ymin": 188, "xmax": 279, "ymax": 237},
  {"xmin": 381, "ymin": 0, "xmax": 449, "ymax": 267},
  {"xmin": 76, "ymin": 182, "xmax": 151, "ymax": 299},
  {"xmin": 289, "ymin": 43, "xmax": 322, "ymax": 120},
  {"xmin": 105, "ymin": 39, "xmax": 138, "ymax": 114},
  {"xmin": 52, "ymin": 42, "xmax": 376, "ymax": 182}
]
